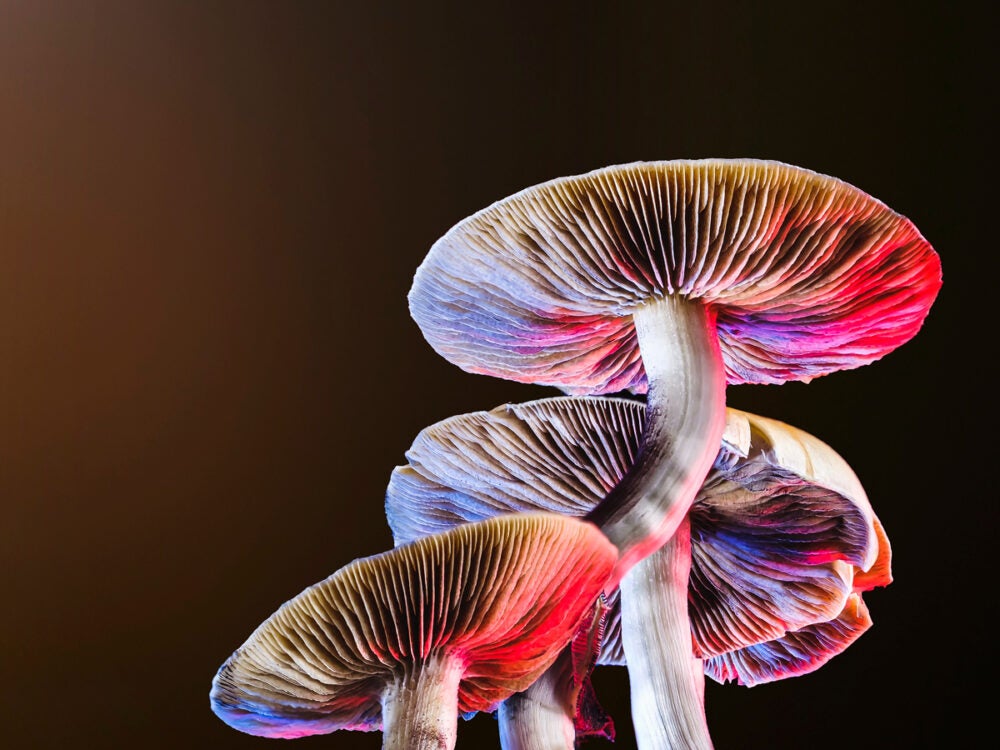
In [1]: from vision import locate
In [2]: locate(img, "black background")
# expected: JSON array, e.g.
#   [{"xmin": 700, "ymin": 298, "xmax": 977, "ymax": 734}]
[{"xmin": 1, "ymin": 3, "xmax": 989, "ymax": 748}]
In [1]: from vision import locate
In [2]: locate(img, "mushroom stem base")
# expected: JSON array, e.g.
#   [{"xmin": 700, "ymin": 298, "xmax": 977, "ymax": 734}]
[
  {"xmin": 498, "ymin": 649, "xmax": 576, "ymax": 750},
  {"xmin": 382, "ymin": 653, "xmax": 464, "ymax": 750},
  {"xmin": 621, "ymin": 516, "xmax": 713, "ymax": 750}
]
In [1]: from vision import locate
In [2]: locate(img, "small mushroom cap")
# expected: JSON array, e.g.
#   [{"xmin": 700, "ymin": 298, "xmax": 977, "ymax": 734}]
[
  {"xmin": 386, "ymin": 397, "xmax": 883, "ymax": 667},
  {"xmin": 409, "ymin": 159, "xmax": 941, "ymax": 394},
  {"xmin": 210, "ymin": 513, "xmax": 617, "ymax": 738}
]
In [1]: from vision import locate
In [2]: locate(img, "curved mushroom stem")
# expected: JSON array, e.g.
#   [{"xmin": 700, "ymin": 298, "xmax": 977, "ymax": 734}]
[
  {"xmin": 382, "ymin": 653, "xmax": 464, "ymax": 750},
  {"xmin": 621, "ymin": 516, "xmax": 713, "ymax": 749},
  {"xmin": 498, "ymin": 649, "xmax": 576, "ymax": 750},
  {"xmin": 584, "ymin": 295, "xmax": 724, "ymax": 748},
  {"xmin": 497, "ymin": 597, "xmax": 612, "ymax": 750},
  {"xmin": 586, "ymin": 295, "xmax": 727, "ymax": 587}
]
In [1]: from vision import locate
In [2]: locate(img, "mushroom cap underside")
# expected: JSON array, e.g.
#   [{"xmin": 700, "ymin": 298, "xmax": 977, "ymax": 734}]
[
  {"xmin": 409, "ymin": 159, "xmax": 941, "ymax": 393},
  {"xmin": 211, "ymin": 513, "xmax": 617, "ymax": 738}
]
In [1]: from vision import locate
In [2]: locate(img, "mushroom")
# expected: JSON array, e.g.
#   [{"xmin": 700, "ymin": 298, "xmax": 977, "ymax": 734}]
[
  {"xmin": 407, "ymin": 160, "xmax": 938, "ymax": 746},
  {"xmin": 386, "ymin": 396, "xmax": 891, "ymax": 747},
  {"xmin": 409, "ymin": 158, "xmax": 937, "ymax": 580},
  {"xmin": 210, "ymin": 512, "xmax": 617, "ymax": 749}
]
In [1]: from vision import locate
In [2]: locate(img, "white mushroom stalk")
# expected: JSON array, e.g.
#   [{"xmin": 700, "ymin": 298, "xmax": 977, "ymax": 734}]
[
  {"xmin": 381, "ymin": 655, "xmax": 464, "ymax": 750},
  {"xmin": 589, "ymin": 295, "xmax": 727, "ymax": 587},
  {"xmin": 497, "ymin": 598, "xmax": 612, "ymax": 750},
  {"xmin": 497, "ymin": 651, "xmax": 577, "ymax": 750},
  {"xmin": 587, "ymin": 295, "xmax": 726, "ymax": 749},
  {"xmin": 621, "ymin": 519, "xmax": 712, "ymax": 749}
]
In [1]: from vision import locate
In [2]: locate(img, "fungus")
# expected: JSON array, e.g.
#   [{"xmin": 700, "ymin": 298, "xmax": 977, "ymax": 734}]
[
  {"xmin": 210, "ymin": 513, "xmax": 617, "ymax": 749},
  {"xmin": 408, "ymin": 159, "xmax": 937, "ymax": 746},
  {"xmin": 409, "ymin": 159, "xmax": 937, "ymax": 580},
  {"xmin": 387, "ymin": 397, "xmax": 890, "ymax": 747}
]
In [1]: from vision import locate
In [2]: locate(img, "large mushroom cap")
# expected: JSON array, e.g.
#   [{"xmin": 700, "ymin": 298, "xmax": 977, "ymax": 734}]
[
  {"xmin": 210, "ymin": 513, "xmax": 617, "ymax": 738},
  {"xmin": 409, "ymin": 159, "xmax": 941, "ymax": 393},
  {"xmin": 386, "ymin": 397, "xmax": 883, "ymax": 667}
]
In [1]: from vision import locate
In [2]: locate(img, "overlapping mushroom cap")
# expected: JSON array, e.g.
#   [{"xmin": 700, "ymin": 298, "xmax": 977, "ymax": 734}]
[
  {"xmin": 211, "ymin": 513, "xmax": 617, "ymax": 739},
  {"xmin": 409, "ymin": 159, "xmax": 941, "ymax": 393},
  {"xmin": 695, "ymin": 503, "xmax": 891, "ymax": 686},
  {"xmin": 600, "ymin": 515, "xmax": 892, "ymax": 686},
  {"xmin": 386, "ymin": 396, "xmax": 889, "ymax": 680}
]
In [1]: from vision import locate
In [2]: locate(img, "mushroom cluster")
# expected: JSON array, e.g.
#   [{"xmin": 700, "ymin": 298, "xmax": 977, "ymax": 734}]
[
  {"xmin": 211, "ymin": 159, "xmax": 940, "ymax": 749},
  {"xmin": 387, "ymin": 398, "xmax": 892, "ymax": 747}
]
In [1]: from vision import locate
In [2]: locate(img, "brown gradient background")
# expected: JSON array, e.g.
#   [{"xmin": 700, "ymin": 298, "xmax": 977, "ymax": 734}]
[{"xmin": 1, "ymin": 3, "xmax": 987, "ymax": 749}]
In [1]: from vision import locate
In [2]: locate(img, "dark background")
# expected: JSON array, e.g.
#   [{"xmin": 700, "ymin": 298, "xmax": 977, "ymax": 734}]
[{"xmin": 1, "ymin": 3, "xmax": 988, "ymax": 748}]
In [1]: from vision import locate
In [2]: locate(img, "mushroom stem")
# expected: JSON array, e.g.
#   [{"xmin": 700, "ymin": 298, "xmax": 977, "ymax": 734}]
[
  {"xmin": 620, "ymin": 516, "xmax": 713, "ymax": 749},
  {"xmin": 498, "ymin": 649, "xmax": 576, "ymax": 750},
  {"xmin": 586, "ymin": 295, "xmax": 727, "ymax": 586},
  {"xmin": 382, "ymin": 653, "xmax": 464, "ymax": 750}
]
